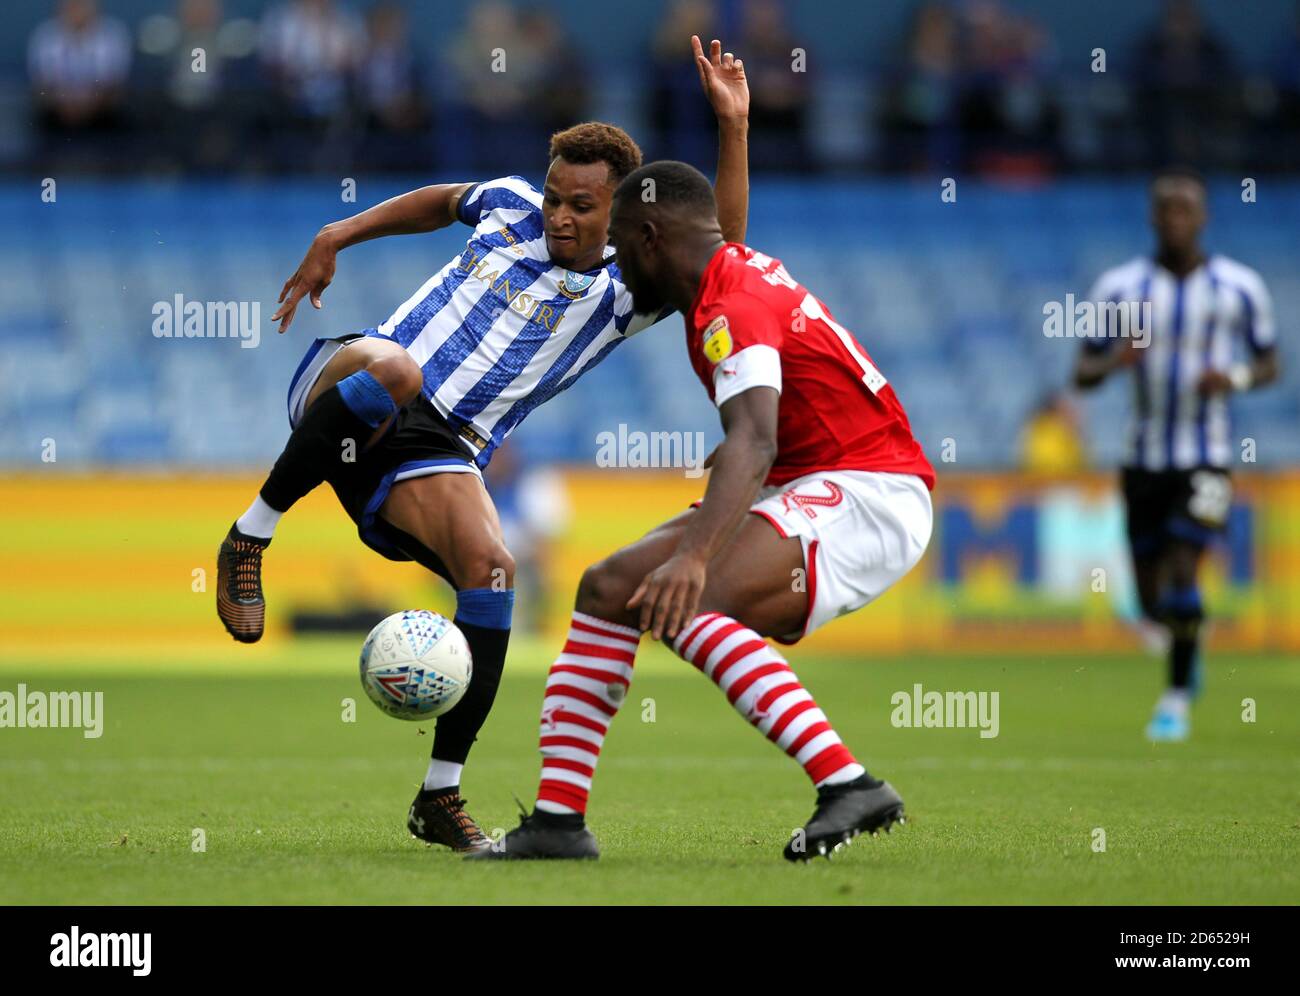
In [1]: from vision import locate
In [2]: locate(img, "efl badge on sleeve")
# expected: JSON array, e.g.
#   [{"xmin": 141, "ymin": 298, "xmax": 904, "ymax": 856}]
[{"xmin": 702, "ymin": 315, "xmax": 733, "ymax": 364}]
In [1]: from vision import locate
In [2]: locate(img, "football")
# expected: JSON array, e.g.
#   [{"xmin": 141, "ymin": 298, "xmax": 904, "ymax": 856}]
[{"xmin": 358, "ymin": 610, "xmax": 472, "ymax": 721}]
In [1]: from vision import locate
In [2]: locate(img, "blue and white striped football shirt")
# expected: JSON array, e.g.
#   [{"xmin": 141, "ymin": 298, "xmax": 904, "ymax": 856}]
[
  {"xmin": 370, "ymin": 176, "xmax": 669, "ymax": 466},
  {"xmin": 1083, "ymin": 254, "xmax": 1276, "ymax": 470}
]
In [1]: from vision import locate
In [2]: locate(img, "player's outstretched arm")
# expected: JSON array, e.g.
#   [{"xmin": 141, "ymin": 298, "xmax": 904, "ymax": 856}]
[
  {"xmin": 694, "ymin": 35, "xmax": 750, "ymax": 245},
  {"xmin": 627, "ymin": 386, "xmax": 778, "ymax": 640},
  {"xmin": 271, "ymin": 181, "xmax": 474, "ymax": 334}
]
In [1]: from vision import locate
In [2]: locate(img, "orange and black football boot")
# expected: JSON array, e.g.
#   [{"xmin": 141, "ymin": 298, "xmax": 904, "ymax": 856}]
[
  {"xmin": 216, "ymin": 523, "xmax": 270, "ymax": 643},
  {"xmin": 408, "ymin": 787, "xmax": 492, "ymax": 854}
]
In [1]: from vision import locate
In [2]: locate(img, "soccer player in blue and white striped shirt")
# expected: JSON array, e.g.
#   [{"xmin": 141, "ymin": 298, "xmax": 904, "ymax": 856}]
[
  {"xmin": 215, "ymin": 38, "xmax": 751, "ymax": 850},
  {"xmin": 1074, "ymin": 168, "xmax": 1280, "ymax": 742}
]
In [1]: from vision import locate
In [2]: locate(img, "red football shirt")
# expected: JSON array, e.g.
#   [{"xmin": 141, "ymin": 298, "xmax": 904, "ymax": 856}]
[{"xmin": 686, "ymin": 243, "xmax": 935, "ymax": 489}]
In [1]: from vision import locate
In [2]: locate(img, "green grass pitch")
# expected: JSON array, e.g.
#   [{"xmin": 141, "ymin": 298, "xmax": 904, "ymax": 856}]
[{"xmin": 0, "ymin": 639, "xmax": 1296, "ymax": 905}]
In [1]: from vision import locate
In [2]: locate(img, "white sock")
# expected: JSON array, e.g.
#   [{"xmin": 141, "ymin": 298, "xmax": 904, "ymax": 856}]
[
  {"xmin": 1157, "ymin": 688, "xmax": 1190, "ymax": 718},
  {"xmin": 236, "ymin": 495, "xmax": 282, "ymax": 540},
  {"xmin": 423, "ymin": 759, "xmax": 463, "ymax": 792},
  {"xmin": 817, "ymin": 764, "xmax": 868, "ymax": 788}
]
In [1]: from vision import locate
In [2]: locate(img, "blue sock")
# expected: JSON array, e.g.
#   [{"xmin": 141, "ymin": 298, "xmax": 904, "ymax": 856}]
[
  {"xmin": 454, "ymin": 587, "xmax": 515, "ymax": 630},
  {"xmin": 433, "ymin": 587, "xmax": 515, "ymax": 765},
  {"xmin": 1160, "ymin": 585, "xmax": 1204, "ymax": 693},
  {"xmin": 336, "ymin": 369, "xmax": 397, "ymax": 428}
]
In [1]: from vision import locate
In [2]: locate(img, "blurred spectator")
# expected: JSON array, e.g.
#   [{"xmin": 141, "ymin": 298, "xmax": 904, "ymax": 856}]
[
  {"xmin": 648, "ymin": 0, "xmax": 718, "ymax": 168},
  {"xmin": 879, "ymin": 1, "xmax": 1059, "ymax": 176},
  {"xmin": 1271, "ymin": 2, "xmax": 1300, "ymax": 170},
  {"xmin": 162, "ymin": 0, "xmax": 229, "ymax": 111},
  {"xmin": 1133, "ymin": 0, "xmax": 1239, "ymax": 168},
  {"xmin": 518, "ymin": 6, "xmax": 589, "ymax": 139},
  {"xmin": 878, "ymin": 3, "xmax": 961, "ymax": 172},
  {"xmin": 445, "ymin": 1, "xmax": 556, "ymax": 171},
  {"xmin": 259, "ymin": 0, "xmax": 364, "ymax": 125},
  {"xmin": 356, "ymin": 2, "xmax": 430, "ymax": 170},
  {"xmin": 1020, "ymin": 392, "xmax": 1088, "ymax": 473},
  {"xmin": 7, "ymin": 0, "xmax": 1290, "ymax": 178},
  {"xmin": 739, "ymin": 0, "xmax": 811, "ymax": 171},
  {"xmin": 28, "ymin": 0, "xmax": 132, "ymax": 165},
  {"xmin": 956, "ymin": 1, "xmax": 1060, "ymax": 177},
  {"xmin": 136, "ymin": 0, "xmax": 259, "ymax": 172}
]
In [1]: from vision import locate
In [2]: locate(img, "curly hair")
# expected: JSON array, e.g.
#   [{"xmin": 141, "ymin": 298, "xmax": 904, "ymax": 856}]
[{"xmin": 548, "ymin": 122, "xmax": 643, "ymax": 185}]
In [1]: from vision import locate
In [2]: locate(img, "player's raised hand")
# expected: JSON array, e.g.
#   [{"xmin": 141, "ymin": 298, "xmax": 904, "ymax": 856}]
[
  {"xmin": 693, "ymin": 35, "xmax": 748, "ymax": 122},
  {"xmin": 271, "ymin": 233, "xmax": 338, "ymax": 334},
  {"xmin": 627, "ymin": 551, "xmax": 708, "ymax": 642}
]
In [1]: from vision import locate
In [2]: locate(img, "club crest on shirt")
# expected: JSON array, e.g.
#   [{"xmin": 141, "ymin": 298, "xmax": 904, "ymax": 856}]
[
  {"xmin": 702, "ymin": 315, "xmax": 733, "ymax": 363},
  {"xmin": 558, "ymin": 270, "xmax": 596, "ymax": 299}
]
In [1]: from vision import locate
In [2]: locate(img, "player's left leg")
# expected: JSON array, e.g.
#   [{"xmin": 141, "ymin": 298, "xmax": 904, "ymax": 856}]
[
  {"xmin": 377, "ymin": 470, "xmax": 516, "ymax": 853},
  {"xmin": 1122, "ymin": 467, "xmax": 1173, "ymax": 658},
  {"xmin": 668, "ymin": 513, "xmax": 910, "ymax": 862},
  {"xmin": 1145, "ymin": 468, "xmax": 1231, "ymax": 742},
  {"xmin": 468, "ymin": 512, "xmax": 693, "ymax": 860},
  {"xmin": 217, "ymin": 335, "xmax": 422, "ymax": 643},
  {"xmin": 1145, "ymin": 538, "xmax": 1209, "ymax": 742},
  {"xmin": 675, "ymin": 472, "xmax": 931, "ymax": 860}
]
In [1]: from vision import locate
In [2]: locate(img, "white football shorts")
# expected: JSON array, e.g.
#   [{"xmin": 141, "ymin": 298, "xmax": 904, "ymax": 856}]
[{"xmin": 747, "ymin": 469, "xmax": 933, "ymax": 643}]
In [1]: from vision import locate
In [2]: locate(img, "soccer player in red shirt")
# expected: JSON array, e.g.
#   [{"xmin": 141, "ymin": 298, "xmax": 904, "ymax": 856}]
[{"xmin": 473, "ymin": 161, "xmax": 935, "ymax": 863}]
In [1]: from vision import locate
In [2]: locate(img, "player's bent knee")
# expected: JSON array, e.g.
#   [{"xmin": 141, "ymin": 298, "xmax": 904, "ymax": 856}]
[
  {"xmin": 576, "ymin": 559, "xmax": 629, "ymax": 620},
  {"xmin": 457, "ymin": 543, "xmax": 515, "ymax": 591},
  {"xmin": 368, "ymin": 351, "xmax": 423, "ymax": 406}
]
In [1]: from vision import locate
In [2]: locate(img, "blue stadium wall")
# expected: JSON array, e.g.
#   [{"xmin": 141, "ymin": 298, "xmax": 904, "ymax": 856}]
[{"xmin": 2, "ymin": 177, "xmax": 1297, "ymax": 469}]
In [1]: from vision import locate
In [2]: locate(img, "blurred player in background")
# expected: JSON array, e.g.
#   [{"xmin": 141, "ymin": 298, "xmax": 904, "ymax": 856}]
[
  {"xmin": 482, "ymin": 444, "xmax": 571, "ymax": 634},
  {"xmin": 475, "ymin": 161, "xmax": 934, "ymax": 862},
  {"xmin": 1074, "ymin": 168, "xmax": 1279, "ymax": 742},
  {"xmin": 216, "ymin": 38, "xmax": 751, "ymax": 852}
]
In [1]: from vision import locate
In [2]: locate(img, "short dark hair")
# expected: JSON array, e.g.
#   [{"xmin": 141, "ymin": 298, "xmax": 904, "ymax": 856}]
[
  {"xmin": 549, "ymin": 122, "xmax": 643, "ymax": 184},
  {"xmin": 613, "ymin": 160, "xmax": 717, "ymax": 213}
]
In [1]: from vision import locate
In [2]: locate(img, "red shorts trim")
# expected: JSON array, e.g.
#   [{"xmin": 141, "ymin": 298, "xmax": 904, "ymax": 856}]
[{"xmin": 748, "ymin": 508, "xmax": 789, "ymax": 539}]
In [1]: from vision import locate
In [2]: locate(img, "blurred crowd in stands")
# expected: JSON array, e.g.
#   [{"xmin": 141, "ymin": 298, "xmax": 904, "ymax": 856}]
[{"xmin": 22, "ymin": 0, "xmax": 1300, "ymax": 176}]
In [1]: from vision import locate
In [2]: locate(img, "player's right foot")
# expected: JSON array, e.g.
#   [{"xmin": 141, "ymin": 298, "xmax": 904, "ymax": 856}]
[
  {"xmin": 463, "ymin": 808, "xmax": 599, "ymax": 861},
  {"xmin": 784, "ymin": 775, "xmax": 905, "ymax": 862},
  {"xmin": 408, "ymin": 787, "xmax": 492, "ymax": 854},
  {"xmin": 216, "ymin": 523, "xmax": 269, "ymax": 643},
  {"xmin": 1145, "ymin": 691, "xmax": 1191, "ymax": 742}
]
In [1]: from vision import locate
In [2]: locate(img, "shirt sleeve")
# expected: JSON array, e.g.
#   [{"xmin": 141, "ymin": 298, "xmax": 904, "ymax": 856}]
[
  {"xmin": 696, "ymin": 297, "xmax": 786, "ymax": 408},
  {"xmin": 714, "ymin": 344, "xmax": 782, "ymax": 407},
  {"xmin": 456, "ymin": 176, "xmax": 542, "ymax": 231},
  {"xmin": 1236, "ymin": 272, "xmax": 1276, "ymax": 354}
]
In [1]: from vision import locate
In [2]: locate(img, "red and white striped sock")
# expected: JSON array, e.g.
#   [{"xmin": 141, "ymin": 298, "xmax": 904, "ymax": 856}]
[
  {"xmin": 535, "ymin": 611, "xmax": 640, "ymax": 816},
  {"xmin": 672, "ymin": 612, "xmax": 866, "ymax": 787}
]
